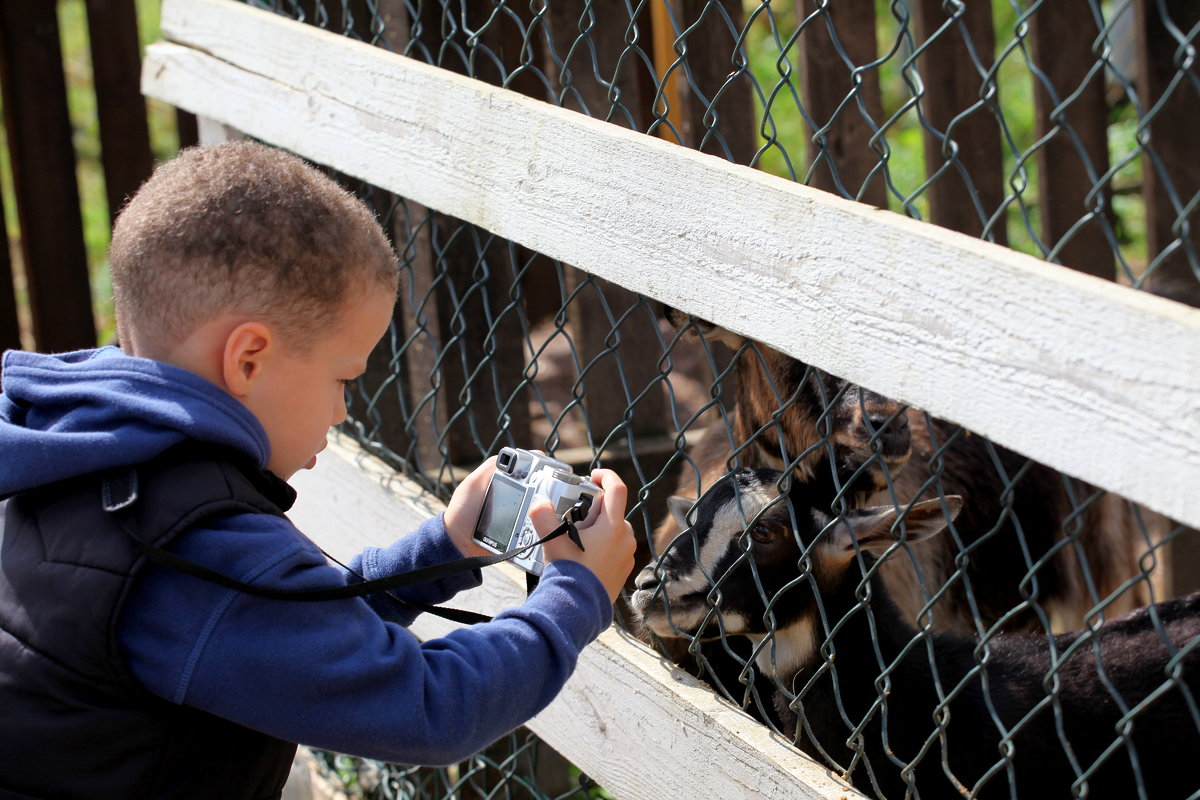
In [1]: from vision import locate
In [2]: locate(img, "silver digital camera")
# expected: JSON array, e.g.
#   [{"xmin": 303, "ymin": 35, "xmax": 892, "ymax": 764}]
[{"xmin": 472, "ymin": 448, "xmax": 603, "ymax": 575}]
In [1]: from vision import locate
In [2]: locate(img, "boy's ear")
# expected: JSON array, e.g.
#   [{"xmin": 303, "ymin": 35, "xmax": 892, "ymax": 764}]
[{"xmin": 222, "ymin": 322, "xmax": 273, "ymax": 396}]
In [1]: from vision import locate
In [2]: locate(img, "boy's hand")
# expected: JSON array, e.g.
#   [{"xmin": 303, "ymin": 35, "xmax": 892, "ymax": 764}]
[
  {"xmin": 531, "ymin": 469, "xmax": 636, "ymax": 604},
  {"xmin": 443, "ymin": 457, "xmax": 497, "ymax": 558}
]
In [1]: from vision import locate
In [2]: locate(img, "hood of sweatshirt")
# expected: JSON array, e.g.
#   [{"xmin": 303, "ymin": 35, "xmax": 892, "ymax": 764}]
[{"xmin": 0, "ymin": 347, "xmax": 269, "ymax": 497}]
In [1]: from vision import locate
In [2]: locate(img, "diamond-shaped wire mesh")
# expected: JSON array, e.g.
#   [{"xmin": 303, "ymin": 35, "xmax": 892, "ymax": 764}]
[{"xmin": 242, "ymin": 1, "xmax": 1199, "ymax": 797}]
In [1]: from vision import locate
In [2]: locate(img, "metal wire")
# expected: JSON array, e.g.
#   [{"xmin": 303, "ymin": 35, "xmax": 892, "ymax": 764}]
[{"xmin": 240, "ymin": 1, "xmax": 1199, "ymax": 797}]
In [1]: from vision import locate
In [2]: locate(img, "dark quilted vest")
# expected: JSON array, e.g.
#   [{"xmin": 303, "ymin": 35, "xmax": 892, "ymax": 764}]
[{"xmin": 0, "ymin": 444, "xmax": 300, "ymax": 799}]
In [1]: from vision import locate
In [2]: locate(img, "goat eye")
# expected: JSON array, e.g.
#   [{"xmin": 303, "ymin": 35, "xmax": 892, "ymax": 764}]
[{"xmin": 749, "ymin": 523, "xmax": 773, "ymax": 543}]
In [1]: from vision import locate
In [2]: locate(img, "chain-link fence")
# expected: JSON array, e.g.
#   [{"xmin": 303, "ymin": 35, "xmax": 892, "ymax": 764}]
[{"xmin": 227, "ymin": 1, "xmax": 1199, "ymax": 797}]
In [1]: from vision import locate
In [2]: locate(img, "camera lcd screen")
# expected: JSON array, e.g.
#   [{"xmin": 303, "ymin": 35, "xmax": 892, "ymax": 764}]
[{"xmin": 475, "ymin": 474, "xmax": 528, "ymax": 551}]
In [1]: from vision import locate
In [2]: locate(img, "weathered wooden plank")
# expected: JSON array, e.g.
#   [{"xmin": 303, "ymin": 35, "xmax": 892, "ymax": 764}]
[
  {"xmin": 143, "ymin": 0, "xmax": 1200, "ymax": 529},
  {"xmin": 799, "ymin": 0, "xmax": 888, "ymax": 206},
  {"xmin": 912, "ymin": 0, "xmax": 1007, "ymax": 243},
  {"xmin": 84, "ymin": 0, "xmax": 155, "ymax": 222},
  {"xmin": 0, "ymin": 0, "xmax": 95, "ymax": 352},
  {"xmin": 286, "ymin": 433, "xmax": 866, "ymax": 800},
  {"xmin": 1030, "ymin": 0, "xmax": 1115, "ymax": 280}
]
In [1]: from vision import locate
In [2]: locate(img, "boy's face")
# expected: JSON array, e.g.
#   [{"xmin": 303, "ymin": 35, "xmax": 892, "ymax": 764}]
[{"xmin": 249, "ymin": 287, "xmax": 394, "ymax": 479}]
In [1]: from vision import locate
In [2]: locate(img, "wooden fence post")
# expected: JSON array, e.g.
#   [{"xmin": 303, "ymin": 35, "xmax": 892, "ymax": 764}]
[
  {"xmin": 912, "ymin": 0, "xmax": 1007, "ymax": 243},
  {"xmin": 386, "ymin": 2, "xmax": 538, "ymax": 472},
  {"xmin": 1134, "ymin": 0, "xmax": 1200, "ymax": 598},
  {"xmin": 323, "ymin": 0, "xmax": 436, "ymax": 475},
  {"xmin": 799, "ymin": 0, "xmax": 888, "ymax": 206},
  {"xmin": 176, "ymin": 112, "xmax": 200, "ymax": 149},
  {"xmin": 1029, "ymin": 1, "xmax": 1115, "ymax": 280},
  {"xmin": 1136, "ymin": 0, "xmax": 1200, "ymax": 292},
  {"xmin": 670, "ymin": 0, "xmax": 758, "ymax": 166},
  {"xmin": 84, "ymin": 0, "xmax": 155, "ymax": 222},
  {"xmin": 544, "ymin": 2, "xmax": 670, "ymax": 452},
  {"xmin": 0, "ymin": 186, "xmax": 18, "ymax": 353},
  {"xmin": 0, "ymin": 0, "xmax": 95, "ymax": 353}
]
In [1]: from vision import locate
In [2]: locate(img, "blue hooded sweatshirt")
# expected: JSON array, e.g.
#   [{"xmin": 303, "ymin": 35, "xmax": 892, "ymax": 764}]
[{"xmin": 0, "ymin": 347, "xmax": 612, "ymax": 765}]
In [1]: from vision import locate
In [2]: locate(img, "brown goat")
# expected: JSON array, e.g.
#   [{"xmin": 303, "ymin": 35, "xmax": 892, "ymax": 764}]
[
  {"xmin": 655, "ymin": 309, "xmax": 911, "ymax": 536},
  {"xmin": 656, "ymin": 313, "xmax": 1158, "ymax": 634}
]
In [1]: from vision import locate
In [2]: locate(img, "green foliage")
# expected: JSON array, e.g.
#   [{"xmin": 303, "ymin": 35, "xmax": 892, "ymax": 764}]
[{"xmin": 737, "ymin": 0, "xmax": 1147, "ymax": 268}]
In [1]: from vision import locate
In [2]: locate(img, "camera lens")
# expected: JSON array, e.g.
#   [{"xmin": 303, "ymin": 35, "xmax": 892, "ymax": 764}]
[{"xmin": 498, "ymin": 451, "xmax": 514, "ymax": 472}]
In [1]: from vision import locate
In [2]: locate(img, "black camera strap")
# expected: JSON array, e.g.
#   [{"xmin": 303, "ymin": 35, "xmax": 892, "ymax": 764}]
[{"xmin": 103, "ymin": 469, "xmax": 590, "ymax": 626}]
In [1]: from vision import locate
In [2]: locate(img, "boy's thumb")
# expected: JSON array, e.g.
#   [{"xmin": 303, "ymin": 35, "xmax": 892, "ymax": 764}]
[{"xmin": 527, "ymin": 500, "xmax": 559, "ymax": 536}]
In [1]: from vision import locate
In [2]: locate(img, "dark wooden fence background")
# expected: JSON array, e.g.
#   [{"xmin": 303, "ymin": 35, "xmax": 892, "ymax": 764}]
[
  {"xmin": 4, "ymin": 1, "xmax": 1195, "ymax": 345},
  {"xmin": 4, "ymin": 0, "xmax": 1198, "ymax": 591},
  {"xmin": 4, "ymin": 0, "xmax": 1197, "ymax": 345},
  {"xmin": 355, "ymin": 0, "xmax": 1200, "ymax": 453},
  {"xmin": 0, "ymin": 0, "xmax": 196, "ymax": 356},
  {"xmin": 7, "ymin": 0, "xmax": 1194, "ymax": 584}
]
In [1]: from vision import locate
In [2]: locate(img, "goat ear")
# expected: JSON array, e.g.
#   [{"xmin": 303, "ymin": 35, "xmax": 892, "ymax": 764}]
[
  {"xmin": 660, "ymin": 304, "xmax": 745, "ymax": 349},
  {"xmin": 831, "ymin": 496, "xmax": 962, "ymax": 556},
  {"xmin": 667, "ymin": 495, "xmax": 694, "ymax": 530}
]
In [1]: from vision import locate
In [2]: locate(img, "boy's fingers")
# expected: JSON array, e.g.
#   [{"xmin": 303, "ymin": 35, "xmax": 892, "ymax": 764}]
[{"xmin": 589, "ymin": 469, "xmax": 627, "ymax": 520}]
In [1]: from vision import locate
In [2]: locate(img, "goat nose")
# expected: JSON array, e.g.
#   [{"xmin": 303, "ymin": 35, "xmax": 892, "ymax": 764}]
[
  {"xmin": 874, "ymin": 409, "xmax": 912, "ymax": 462},
  {"xmin": 868, "ymin": 406, "xmax": 907, "ymax": 430},
  {"xmin": 634, "ymin": 564, "xmax": 661, "ymax": 591}
]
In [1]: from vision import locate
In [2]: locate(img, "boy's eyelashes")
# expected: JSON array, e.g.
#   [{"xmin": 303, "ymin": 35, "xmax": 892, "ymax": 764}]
[{"xmin": 338, "ymin": 378, "xmax": 357, "ymax": 387}]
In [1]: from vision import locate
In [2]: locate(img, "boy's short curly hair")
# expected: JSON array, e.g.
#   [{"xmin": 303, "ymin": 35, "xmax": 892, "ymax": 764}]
[{"xmin": 110, "ymin": 141, "xmax": 398, "ymax": 354}]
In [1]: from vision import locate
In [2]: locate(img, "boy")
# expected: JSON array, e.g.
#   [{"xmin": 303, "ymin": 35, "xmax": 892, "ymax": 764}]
[{"xmin": 0, "ymin": 142, "xmax": 636, "ymax": 799}]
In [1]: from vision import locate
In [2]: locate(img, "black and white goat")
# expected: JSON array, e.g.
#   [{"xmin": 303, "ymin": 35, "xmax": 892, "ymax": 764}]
[{"xmin": 632, "ymin": 468, "xmax": 1200, "ymax": 800}]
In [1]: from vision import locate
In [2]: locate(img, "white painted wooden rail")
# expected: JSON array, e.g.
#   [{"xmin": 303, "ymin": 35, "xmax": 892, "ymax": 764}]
[
  {"xmin": 143, "ymin": 0, "xmax": 1199, "ymax": 530},
  {"xmin": 288, "ymin": 434, "xmax": 862, "ymax": 800}
]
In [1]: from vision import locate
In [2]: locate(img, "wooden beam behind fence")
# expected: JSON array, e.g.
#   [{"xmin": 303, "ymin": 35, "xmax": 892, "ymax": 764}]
[
  {"xmin": 799, "ymin": 0, "xmax": 888, "ymax": 206},
  {"xmin": 84, "ymin": 0, "xmax": 155, "ymax": 224},
  {"xmin": 398, "ymin": 2, "xmax": 536, "ymax": 468},
  {"xmin": 0, "ymin": 185, "xmax": 17, "ymax": 353},
  {"xmin": 912, "ymin": 0, "xmax": 1007, "ymax": 244},
  {"xmin": 1136, "ymin": 0, "xmax": 1200, "ymax": 289},
  {"xmin": 0, "ymin": 0, "xmax": 95, "ymax": 352},
  {"xmin": 671, "ymin": 0, "xmax": 758, "ymax": 166},
  {"xmin": 1029, "ymin": 1, "xmax": 1116, "ymax": 281},
  {"xmin": 144, "ymin": 0, "xmax": 1200, "ymax": 528},
  {"xmin": 356, "ymin": 0, "xmax": 451, "ymax": 474},
  {"xmin": 543, "ymin": 1, "xmax": 669, "ymax": 449}
]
